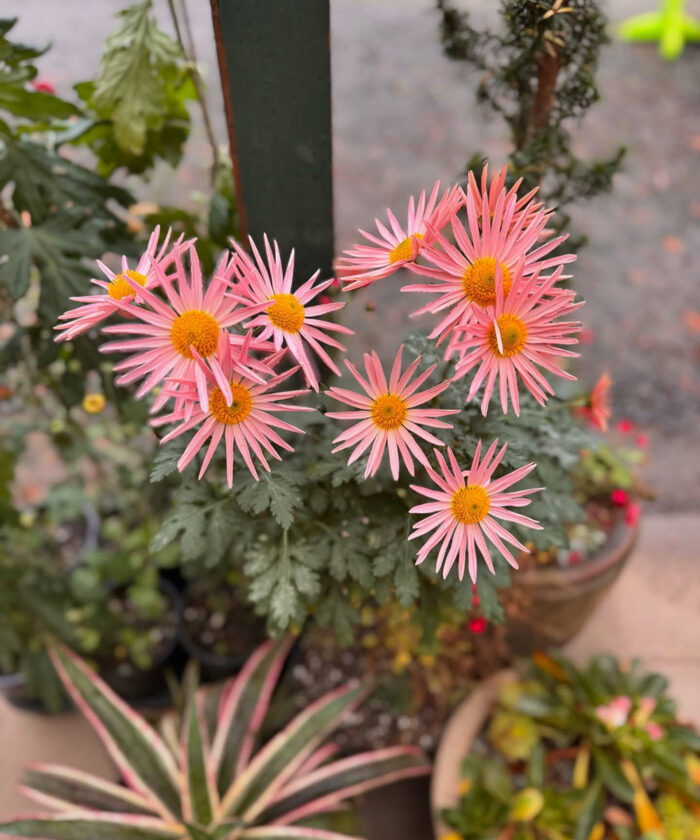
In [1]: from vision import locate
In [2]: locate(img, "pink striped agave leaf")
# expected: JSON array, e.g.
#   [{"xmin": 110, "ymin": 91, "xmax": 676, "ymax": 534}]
[{"xmin": 0, "ymin": 639, "xmax": 429, "ymax": 840}]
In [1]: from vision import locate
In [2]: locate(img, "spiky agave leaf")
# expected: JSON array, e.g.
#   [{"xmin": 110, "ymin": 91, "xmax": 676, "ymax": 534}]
[
  {"xmin": 211, "ymin": 637, "xmax": 294, "ymax": 796},
  {"xmin": 47, "ymin": 642, "xmax": 181, "ymax": 820},
  {"xmin": 218, "ymin": 683, "xmax": 366, "ymax": 820},
  {"xmin": 0, "ymin": 639, "xmax": 430, "ymax": 840},
  {"xmin": 258, "ymin": 746, "xmax": 430, "ymax": 825},
  {"xmin": 19, "ymin": 764, "xmax": 156, "ymax": 814}
]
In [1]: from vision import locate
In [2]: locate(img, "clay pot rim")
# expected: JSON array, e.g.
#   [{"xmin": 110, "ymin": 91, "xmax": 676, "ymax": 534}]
[
  {"xmin": 514, "ymin": 516, "xmax": 639, "ymax": 587},
  {"xmin": 430, "ymin": 668, "xmax": 516, "ymax": 838}
]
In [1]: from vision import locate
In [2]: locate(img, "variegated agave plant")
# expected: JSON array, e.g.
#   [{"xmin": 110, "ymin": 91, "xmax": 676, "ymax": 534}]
[{"xmin": 0, "ymin": 639, "xmax": 429, "ymax": 840}]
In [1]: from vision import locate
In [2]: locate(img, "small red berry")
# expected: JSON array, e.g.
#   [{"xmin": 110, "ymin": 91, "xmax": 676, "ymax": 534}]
[
  {"xmin": 31, "ymin": 78, "xmax": 56, "ymax": 95},
  {"xmin": 616, "ymin": 419, "xmax": 635, "ymax": 434},
  {"xmin": 568, "ymin": 550, "xmax": 582, "ymax": 565},
  {"xmin": 634, "ymin": 433, "xmax": 649, "ymax": 448},
  {"xmin": 611, "ymin": 488, "xmax": 630, "ymax": 507},
  {"xmin": 469, "ymin": 617, "xmax": 487, "ymax": 634}
]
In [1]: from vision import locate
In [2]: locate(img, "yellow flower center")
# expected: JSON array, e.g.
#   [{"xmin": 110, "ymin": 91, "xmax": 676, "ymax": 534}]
[
  {"xmin": 389, "ymin": 233, "xmax": 423, "ymax": 265},
  {"xmin": 209, "ymin": 382, "xmax": 253, "ymax": 425},
  {"xmin": 487, "ymin": 313, "xmax": 528, "ymax": 357},
  {"xmin": 267, "ymin": 293, "xmax": 305, "ymax": 333},
  {"xmin": 108, "ymin": 269, "xmax": 147, "ymax": 300},
  {"xmin": 82, "ymin": 393, "xmax": 106, "ymax": 414},
  {"xmin": 451, "ymin": 485, "xmax": 490, "ymax": 524},
  {"xmin": 462, "ymin": 257, "xmax": 511, "ymax": 307},
  {"xmin": 370, "ymin": 393, "xmax": 408, "ymax": 431},
  {"xmin": 170, "ymin": 310, "xmax": 220, "ymax": 359}
]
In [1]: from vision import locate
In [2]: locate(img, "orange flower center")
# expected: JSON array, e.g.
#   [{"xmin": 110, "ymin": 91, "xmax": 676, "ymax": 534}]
[
  {"xmin": 451, "ymin": 485, "xmax": 490, "ymax": 524},
  {"xmin": 108, "ymin": 269, "xmax": 147, "ymax": 300},
  {"xmin": 487, "ymin": 313, "xmax": 528, "ymax": 357},
  {"xmin": 462, "ymin": 257, "xmax": 511, "ymax": 307},
  {"xmin": 389, "ymin": 233, "xmax": 423, "ymax": 265},
  {"xmin": 370, "ymin": 393, "xmax": 408, "ymax": 431},
  {"xmin": 267, "ymin": 293, "xmax": 305, "ymax": 333},
  {"xmin": 170, "ymin": 310, "xmax": 220, "ymax": 359},
  {"xmin": 210, "ymin": 382, "xmax": 253, "ymax": 425}
]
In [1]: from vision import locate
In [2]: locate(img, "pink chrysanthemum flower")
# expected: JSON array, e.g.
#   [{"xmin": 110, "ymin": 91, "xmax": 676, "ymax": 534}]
[
  {"xmin": 152, "ymin": 334, "xmax": 313, "ymax": 488},
  {"xmin": 100, "ymin": 246, "xmax": 269, "ymax": 413},
  {"xmin": 54, "ymin": 226, "xmax": 184, "ymax": 342},
  {"xmin": 574, "ymin": 372, "xmax": 612, "ymax": 432},
  {"xmin": 466, "ymin": 164, "xmax": 544, "ymax": 231},
  {"xmin": 325, "ymin": 346, "xmax": 459, "ymax": 480},
  {"xmin": 403, "ymin": 185, "xmax": 576, "ymax": 347},
  {"xmin": 453, "ymin": 265, "xmax": 583, "ymax": 415},
  {"xmin": 229, "ymin": 235, "xmax": 353, "ymax": 392},
  {"xmin": 337, "ymin": 182, "xmax": 462, "ymax": 291},
  {"xmin": 409, "ymin": 441, "xmax": 542, "ymax": 583}
]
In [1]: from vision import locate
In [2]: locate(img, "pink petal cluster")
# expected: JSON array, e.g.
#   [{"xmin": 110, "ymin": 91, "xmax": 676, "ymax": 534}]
[
  {"xmin": 53, "ymin": 232, "xmax": 352, "ymax": 487},
  {"xmin": 152, "ymin": 334, "xmax": 312, "ymax": 488},
  {"xmin": 54, "ymin": 226, "xmax": 186, "ymax": 342},
  {"xmin": 337, "ymin": 182, "xmax": 462, "ymax": 290},
  {"xmin": 229, "ymin": 235, "xmax": 353, "ymax": 391},
  {"xmin": 595, "ymin": 695, "xmax": 633, "ymax": 729},
  {"xmin": 326, "ymin": 346, "xmax": 459, "ymax": 479},
  {"xmin": 452, "ymin": 264, "xmax": 582, "ymax": 415},
  {"xmin": 409, "ymin": 440, "xmax": 542, "ymax": 583}
]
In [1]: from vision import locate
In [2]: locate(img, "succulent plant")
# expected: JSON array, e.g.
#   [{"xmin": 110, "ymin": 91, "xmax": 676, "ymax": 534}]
[
  {"xmin": 0, "ymin": 639, "xmax": 429, "ymax": 840},
  {"xmin": 442, "ymin": 653, "xmax": 700, "ymax": 840}
]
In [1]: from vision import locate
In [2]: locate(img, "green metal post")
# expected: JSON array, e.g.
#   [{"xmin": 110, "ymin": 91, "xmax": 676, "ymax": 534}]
[{"xmin": 210, "ymin": 0, "xmax": 334, "ymax": 281}]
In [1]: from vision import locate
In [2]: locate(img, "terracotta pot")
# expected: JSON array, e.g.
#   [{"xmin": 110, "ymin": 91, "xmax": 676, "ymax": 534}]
[
  {"xmin": 504, "ymin": 517, "xmax": 638, "ymax": 654},
  {"xmin": 431, "ymin": 669, "xmax": 515, "ymax": 838}
]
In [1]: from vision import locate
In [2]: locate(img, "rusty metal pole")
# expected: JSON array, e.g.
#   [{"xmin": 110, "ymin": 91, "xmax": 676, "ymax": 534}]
[{"xmin": 210, "ymin": 0, "xmax": 334, "ymax": 282}]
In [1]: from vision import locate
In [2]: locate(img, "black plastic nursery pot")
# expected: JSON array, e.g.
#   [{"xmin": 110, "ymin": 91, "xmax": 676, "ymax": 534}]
[
  {"xmin": 503, "ymin": 516, "xmax": 639, "ymax": 654},
  {"xmin": 179, "ymin": 581, "xmax": 269, "ymax": 683},
  {"xmin": 0, "ymin": 670, "xmax": 68, "ymax": 715},
  {"xmin": 97, "ymin": 578, "xmax": 184, "ymax": 706}
]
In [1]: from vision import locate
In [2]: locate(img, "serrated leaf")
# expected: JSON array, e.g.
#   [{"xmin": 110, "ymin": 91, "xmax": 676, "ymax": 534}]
[
  {"xmin": 394, "ymin": 559, "xmax": 419, "ymax": 606},
  {"xmin": 237, "ymin": 470, "xmax": 303, "ymax": 530},
  {"xmin": 0, "ymin": 136, "xmax": 132, "ymax": 222},
  {"xmin": 149, "ymin": 442, "xmax": 182, "ymax": 483},
  {"xmin": 91, "ymin": 1, "xmax": 185, "ymax": 157}
]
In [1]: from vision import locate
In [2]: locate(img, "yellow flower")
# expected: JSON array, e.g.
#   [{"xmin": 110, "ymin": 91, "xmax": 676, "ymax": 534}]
[
  {"xmin": 457, "ymin": 778, "xmax": 472, "ymax": 796},
  {"xmin": 82, "ymin": 393, "xmax": 106, "ymax": 414},
  {"xmin": 588, "ymin": 823, "xmax": 605, "ymax": 840}
]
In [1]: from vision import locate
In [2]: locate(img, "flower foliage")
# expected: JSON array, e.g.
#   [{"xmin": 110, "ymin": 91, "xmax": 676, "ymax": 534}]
[
  {"xmin": 51, "ymin": 163, "xmax": 597, "ymax": 634},
  {"xmin": 0, "ymin": 640, "xmax": 429, "ymax": 840}
]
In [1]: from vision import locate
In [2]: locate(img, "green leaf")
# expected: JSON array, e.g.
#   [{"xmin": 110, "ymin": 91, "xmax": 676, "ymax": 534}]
[
  {"xmin": 236, "ymin": 469, "xmax": 304, "ymax": 530},
  {"xmin": 394, "ymin": 558, "xmax": 419, "ymax": 606},
  {"xmin": 21, "ymin": 765, "xmax": 154, "ymax": 814},
  {"xmin": 0, "ymin": 215, "xmax": 100, "ymax": 320},
  {"xmin": 91, "ymin": 1, "xmax": 185, "ymax": 156},
  {"xmin": 149, "ymin": 481, "xmax": 213, "ymax": 557},
  {"xmin": 592, "ymin": 746, "xmax": 634, "ymax": 803},
  {"xmin": 0, "ymin": 818, "xmax": 182, "ymax": 840},
  {"xmin": 183, "ymin": 697, "xmax": 214, "ymax": 826},
  {"xmin": 220, "ymin": 684, "xmax": 365, "ymax": 820},
  {"xmin": 149, "ymin": 443, "xmax": 183, "ymax": 482},
  {"xmin": 574, "ymin": 777, "xmax": 603, "ymax": 840},
  {"xmin": 212, "ymin": 639, "xmax": 293, "ymax": 797},
  {"xmin": 0, "ymin": 136, "xmax": 132, "ymax": 222},
  {"xmin": 48, "ymin": 643, "xmax": 182, "ymax": 818}
]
